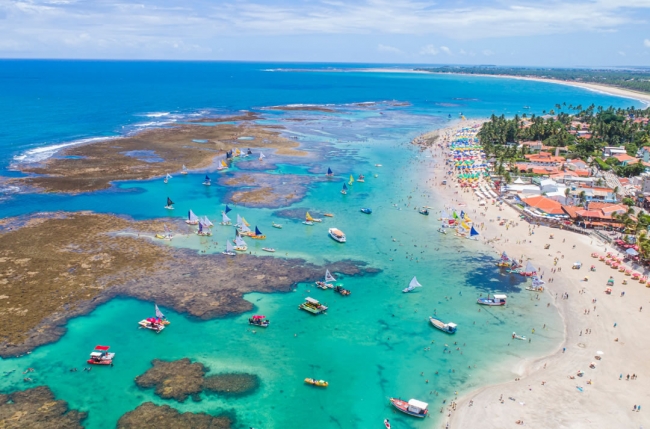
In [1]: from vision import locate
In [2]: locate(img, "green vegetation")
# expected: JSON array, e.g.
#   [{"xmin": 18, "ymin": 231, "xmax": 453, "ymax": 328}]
[{"xmin": 416, "ymin": 66, "xmax": 650, "ymax": 94}]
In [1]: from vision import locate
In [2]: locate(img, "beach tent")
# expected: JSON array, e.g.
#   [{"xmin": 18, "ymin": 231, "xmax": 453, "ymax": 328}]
[{"xmin": 626, "ymin": 248, "xmax": 639, "ymax": 256}]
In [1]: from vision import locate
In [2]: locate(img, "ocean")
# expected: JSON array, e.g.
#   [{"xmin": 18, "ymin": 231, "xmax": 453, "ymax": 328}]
[{"xmin": 0, "ymin": 61, "xmax": 643, "ymax": 428}]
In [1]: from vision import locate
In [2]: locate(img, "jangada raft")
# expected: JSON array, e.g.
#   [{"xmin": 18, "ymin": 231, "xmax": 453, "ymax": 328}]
[
  {"xmin": 389, "ymin": 398, "xmax": 428, "ymax": 418},
  {"xmin": 87, "ymin": 345, "xmax": 115, "ymax": 365},
  {"xmin": 477, "ymin": 294, "xmax": 507, "ymax": 306},
  {"xmin": 403, "ymin": 276, "xmax": 422, "ymax": 293},
  {"xmin": 429, "ymin": 316, "xmax": 457, "ymax": 334},
  {"xmin": 248, "ymin": 315, "xmax": 270, "ymax": 327},
  {"xmin": 138, "ymin": 304, "xmax": 170, "ymax": 333},
  {"xmin": 315, "ymin": 269, "xmax": 336, "ymax": 289},
  {"xmin": 299, "ymin": 297, "xmax": 328, "ymax": 315},
  {"xmin": 249, "ymin": 226, "xmax": 266, "ymax": 240},
  {"xmin": 304, "ymin": 378, "xmax": 328, "ymax": 387}
]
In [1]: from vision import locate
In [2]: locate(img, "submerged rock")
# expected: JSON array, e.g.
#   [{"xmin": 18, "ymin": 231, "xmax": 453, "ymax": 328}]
[
  {"xmin": 117, "ymin": 402, "xmax": 231, "ymax": 429},
  {"xmin": 203, "ymin": 373, "xmax": 260, "ymax": 397},
  {"xmin": 0, "ymin": 386, "xmax": 87, "ymax": 428},
  {"xmin": 134, "ymin": 358, "xmax": 207, "ymax": 402}
]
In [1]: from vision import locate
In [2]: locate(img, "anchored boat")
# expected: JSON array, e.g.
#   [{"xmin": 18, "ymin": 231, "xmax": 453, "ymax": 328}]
[
  {"xmin": 249, "ymin": 315, "xmax": 270, "ymax": 327},
  {"xmin": 477, "ymin": 294, "xmax": 507, "ymax": 306},
  {"xmin": 304, "ymin": 378, "xmax": 328, "ymax": 387},
  {"xmin": 202, "ymin": 175, "xmax": 211, "ymax": 186},
  {"xmin": 185, "ymin": 209, "xmax": 199, "ymax": 225},
  {"xmin": 233, "ymin": 236, "xmax": 248, "ymax": 252},
  {"xmin": 223, "ymin": 240, "xmax": 236, "ymax": 256},
  {"xmin": 334, "ymin": 285, "xmax": 351, "ymax": 296},
  {"xmin": 87, "ymin": 345, "xmax": 115, "ymax": 366},
  {"xmin": 316, "ymin": 269, "xmax": 336, "ymax": 289},
  {"xmin": 250, "ymin": 226, "xmax": 266, "ymax": 240},
  {"xmin": 403, "ymin": 276, "xmax": 422, "ymax": 293},
  {"xmin": 341, "ymin": 183, "xmax": 348, "ymax": 195},
  {"xmin": 328, "ymin": 228, "xmax": 346, "ymax": 243},
  {"xmin": 389, "ymin": 398, "xmax": 428, "ymax": 418},
  {"xmin": 360, "ymin": 208, "xmax": 372, "ymax": 214},
  {"xmin": 180, "ymin": 165, "xmax": 188, "ymax": 175},
  {"xmin": 357, "ymin": 174, "xmax": 365, "ymax": 182},
  {"xmin": 164, "ymin": 197, "xmax": 174, "ymax": 210},
  {"xmin": 429, "ymin": 316, "xmax": 457, "ymax": 334},
  {"xmin": 299, "ymin": 297, "xmax": 328, "ymax": 315},
  {"xmin": 306, "ymin": 212, "xmax": 322, "ymax": 223},
  {"xmin": 272, "ymin": 222, "xmax": 283, "ymax": 229}
]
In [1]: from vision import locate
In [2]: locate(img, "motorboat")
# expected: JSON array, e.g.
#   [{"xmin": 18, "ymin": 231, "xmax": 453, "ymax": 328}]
[
  {"xmin": 360, "ymin": 208, "xmax": 372, "ymax": 214},
  {"xmin": 323, "ymin": 213, "xmax": 334, "ymax": 217},
  {"xmin": 418, "ymin": 208, "xmax": 429, "ymax": 216},
  {"xmin": 429, "ymin": 316, "xmax": 457, "ymax": 334},
  {"xmin": 272, "ymin": 222, "xmax": 283, "ymax": 229},
  {"xmin": 304, "ymin": 378, "xmax": 328, "ymax": 387},
  {"xmin": 87, "ymin": 345, "xmax": 115, "ymax": 365},
  {"xmin": 477, "ymin": 294, "xmax": 507, "ymax": 306},
  {"xmin": 262, "ymin": 247, "xmax": 275, "ymax": 252},
  {"xmin": 328, "ymin": 228, "xmax": 346, "ymax": 243},
  {"xmin": 248, "ymin": 315, "xmax": 270, "ymax": 327},
  {"xmin": 389, "ymin": 398, "xmax": 428, "ymax": 418},
  {"xmin": 299, "ymin": 297, "xmax": 328, "ymax": 315}
]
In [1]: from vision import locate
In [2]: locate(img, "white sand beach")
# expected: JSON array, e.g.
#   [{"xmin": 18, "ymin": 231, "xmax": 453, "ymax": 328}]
[{"xmin": 419, "ymin": 122, "xmax": 650, "ymax": 428}]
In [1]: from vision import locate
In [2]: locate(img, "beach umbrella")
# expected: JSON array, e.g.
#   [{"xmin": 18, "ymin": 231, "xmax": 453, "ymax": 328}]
[{"xmin": 626, "ymin": 248, "xmax": 639, "ymax": 256}]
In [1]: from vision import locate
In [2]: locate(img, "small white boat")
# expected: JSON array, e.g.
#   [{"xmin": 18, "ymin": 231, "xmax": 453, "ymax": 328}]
[
  {"xmin": 403, "ymin": 276, "xmax": 421, "ymax": 293},
  {"xmin": 272, "ymin": 222, "xmax": 283, "ymax": 229},
  {"xmin": 233, "ymin": 236, "xmax": 248, "ymax": 252},
  {"xmin": 437, "ymin": 228, "xmax": 446, "ymax": 234},
  {"xmin": 477, "ymin": 294, "xmax": 507, "ymax": 306},
  {"xmin": 512, "ymin": 332, "xmax": 527, "ymax": 340},
  {"xmin": 303, "ymin": 221, "xmax": 314, "ymax": 226},
  {"xmin": 429, "ymin": 317, "xmax": 457, "ymax": 334},
  {"xmin": 262, "ymin": 247, "xmax": 275, "ymax": 252},
  {"xmin": 328, "ymin": 228, "xmax": 346, "ymax": 243},
  {"xmin": 223, "ymin": 240, "xmax": 236, "ymax": 256}
]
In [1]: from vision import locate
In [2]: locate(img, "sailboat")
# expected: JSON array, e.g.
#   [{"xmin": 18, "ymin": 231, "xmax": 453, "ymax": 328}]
[
  {"xmin": 341, "ymin": 183, "xmax": 348, "ymax": 195},
  {"xmin": 233, "ymin": 235, "xmax": 248, "ymax": 251},
  {"xmin": 326, "ymin": 167, "xmax": 334, "ymax": 177},
  {"xmin": 155, "ymin": 304, "xmax": 170, "ymax": 325},
  {"xmin": 185, "ymin": 210, "xmax": 199, "ymax": 225},
  {"xmin": 526, "ymin": 276, "xmax": 545, "ymax": 292},
  {"xmin": 242, "ymin": 217, "xmax": 251, "ymax": 227},
  {"xmin": 250, "ymin": 226, "xmax": 266, "ymax": 240},
  {"xmin": 224, "ymin": 204, "xmax": 232, "ymax": 214},
  {"xmin": 164, "ymin": 197, "xmax": 174, "ymax": 210},
  {"xmin": 306, "ymin": 212, "xmax": 322, "ymax": 223},
  {"xmin": 523, "ymin": 261, "xmax": 537, "ymax": 276},
  {"xmin": 223, "ymin": 240, "xmax": 236, "ymax": 256},
  {"xmin": 469, "ymin": 226, "xmax": 480, "ymax": 240},
  {"xmin": 202, "ymin": 175, "xmax": 211, "ymax": 186},
  {"xmin": 316, "ymin": 269, "xmax": 337, "ymax": 289},
  {"xmin": 197, "ymin": 220, "xmax": 212, "ymax": 236},
  {"xmin": 221, "ymin": 211, "xmax": 232, "ymax": 226},
  {"xmin": 218, "ymin": 159, "xmax": 228, "ymax": 170},
  {"xmin": 403, "ymin": 276, "xmax": 422, "ymax": 293},
  {"xmin": 180, "ymin": 165, "xmax": 188, "ymax": 175},
  {"xmin": 247, "ymin": 148, "xmax": 253, "ymax": 155},
  {"xmin": 202, "ymin": 216, "xmax": 213, "ymax": 227},
  {"xmin": 240, "ymin": 223, "xmax": 253, "ymax": 236},
  {"xmin": 236, "ymin": 214, "xmax": 244, "ymax": 228},
  {"xmin": 164, "ymin": 173, "xmax": 172, "ymax": 184},
  {"xmin": 348, "ymin": 175, "xmax": 354, "ymax": 186},
  {"xmin": 259, "ymin": 152, "xmax": 266, "ymax": 161},
  {"xmin": 155, "ymin": 224, "xmax": 173, "ymax": 240}
]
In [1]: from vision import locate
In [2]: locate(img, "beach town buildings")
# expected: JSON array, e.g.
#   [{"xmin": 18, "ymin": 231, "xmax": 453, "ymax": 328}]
[{"xmin": 602, "ymin": 146, "xmax": 627, "ymax": 158}]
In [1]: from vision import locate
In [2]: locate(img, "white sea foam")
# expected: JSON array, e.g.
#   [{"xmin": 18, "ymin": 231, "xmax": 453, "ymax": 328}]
[
  {"xmin": 141, "ymin": 112, "xmax": 170, "ymax": 117},
  {"xmin": 13, "ymin": 136, "xmax": 119, "ymax": 164}
]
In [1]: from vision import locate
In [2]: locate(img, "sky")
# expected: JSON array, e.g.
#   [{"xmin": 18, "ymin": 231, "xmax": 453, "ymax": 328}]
[{"xmin": 1, "ymin": 0, "xmax": 650, "ymax": 66}]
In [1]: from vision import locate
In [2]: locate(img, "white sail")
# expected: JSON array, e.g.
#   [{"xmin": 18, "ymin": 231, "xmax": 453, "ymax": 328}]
[
  {"xmin": 203, "ymin": 216, "xmax": 213, "ymax": 227},
  {"xmin": 409, "ymin": 276, "xmax": 422, "ymax": 288},
  {"xmin": 235, "ymin": 236, "xmax": 246, "ymax": 247},
  {"xmin": 236, "ymin": 214, "xmax": 243, "ymax": 227},
  {"xmin": 440, "ymin": 210, "xmax": 449, "ymax": 219},
  {"xmin": 532, "ymin": 276, "xmax": 545, "ymax": 287},
  {"xmin": 226, "ymin": 241, "xmax": 235, "ymax": 252},
  {"xmin": 222, "ymin": 212, "xmax": 231, "ymax": 223},
  {"xmin": 325, "ymin": 269, "xmax": 336, "ymax": 283},
  {"xmin": 182, "ymin": 164, "xmax": 187, "ymax": 171},
  {"xmin": 259, "ymin": 152, "xmax": 266, "ymax": 160},
  {"xmin": 525, "ymin": 261, "xmax": 536, "ymax": 273},
  {"xmin": 241, "ymin": 224, "xmax": 251, "ymax": 233},
  {"xmin": 155, "ymin": 304, "xmax": 165, "ymax": 319},
  {"xmin": 188, "ymin": 210, "xmax": 199, "ymax": 222},
  {"xmin": 165, "ymin": 173, "xmax": 172, "ymax": 179}
]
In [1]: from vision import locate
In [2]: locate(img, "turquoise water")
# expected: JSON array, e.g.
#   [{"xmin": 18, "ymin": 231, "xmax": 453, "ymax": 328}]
[{"xmin": 0, "ymin": 62, "xmax": 642, "ymax": 428}]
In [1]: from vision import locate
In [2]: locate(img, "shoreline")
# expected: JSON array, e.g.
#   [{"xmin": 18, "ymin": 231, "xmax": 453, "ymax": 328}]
[
  {"xmin": 418, "ymin": 122, "xmax": 650, "ymax": 428},
  {"xmin": 352, "ymin": 68, "xmax": 650, "ymax": 106}
]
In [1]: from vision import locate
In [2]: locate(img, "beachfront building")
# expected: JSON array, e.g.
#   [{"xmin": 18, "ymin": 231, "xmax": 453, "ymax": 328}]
[
  {"xmin": 612, "ymin": 153, "xmax": 640, "ymax": 166},
  {"xmin": 519, "ymin": 195, "xmax": 567, "ymax": 218},
  {"xmin": 524, "ymin": 152, "xmax": 565, "ymax": 167},
  {"xmin": 568, "ymin": 185, "xmax": 617, "ymax": 203},
  {"xmin": 561, "ymin": 202, "xmax": 627, "ymax": 230}
]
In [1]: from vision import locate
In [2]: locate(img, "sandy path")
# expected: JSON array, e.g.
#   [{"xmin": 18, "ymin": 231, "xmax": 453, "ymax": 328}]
[{"xmin": 417, "ymin": 125, "xmax": 650, "ymax": 428}]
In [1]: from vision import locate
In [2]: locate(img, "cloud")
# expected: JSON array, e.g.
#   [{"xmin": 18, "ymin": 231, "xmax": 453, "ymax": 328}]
[
  {"xmin": 645, "ymin": 39, "xmax": 650, "ymax": 47},
  {"xmin": 482, "ymin": 49, "xmax": 494, "ymax": 56},
  {"xmin": 377, "ymin": 44, "xmax": 402, "ymax": 54},
  {"xmin": 459, "ymin": 49, "xmax": 467, "ymax": 55},
  {"xmin": 419, "ymin": 44, "xmax": 439, "ymax": 55},
  {"xmin": 618, "ymin": 51, "xmax": 626, "ymax": 56},
  {"xmin": 440, "ymin": 46, "xmax": 452, "ymax": 55}
]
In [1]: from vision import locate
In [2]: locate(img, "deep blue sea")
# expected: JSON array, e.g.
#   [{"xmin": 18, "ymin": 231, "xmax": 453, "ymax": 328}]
[{"xmin": 0, "ymin": 61, "xmax": 644, "ymax": 429}]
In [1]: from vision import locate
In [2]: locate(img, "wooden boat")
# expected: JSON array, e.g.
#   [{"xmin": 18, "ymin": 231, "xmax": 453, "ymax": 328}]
[
  {"xmin": 164, "ymin": 173, "xmax": 172, "ymax": 184},
  {"xmin": 223, "ymin": 241, "xmax": 236, "ymax": 256},
  {"xmin": 138, "ymin": 318, "xmax": 165, "ymax": 333},
  {"xmin": 250, "ymin": 226, "xmax": 266, "ymax": 240},
  {"xmin": 418, "ymin": 208, "xmax": 429, "ymax": 216},
  {"xmin": 477, "ymin": 294, "xmax": 507, "ymax": 306},
  {"xmin": 196, "ymin": 221, "xmax": 212, "ymax": 237},
  {"xmin": 233, "ymin": 236, "xmax": 248, "ymax": 252},
  {"xmin": 429, "ymin": 316, "xmax": 456, "ymax": 333},
  {"xmin": 185, "ymin": 209, "xmax": 199, "ymax": 225},
  {"xmin": 221, "ymin": 212, "xmax": 232, "ymax": 226},
  {"xmin": 299, "ymin": 297, "xmax": 328, "ymax": 315},
  {"xmin": 389, "ymin": 398, "xmax": 428, "ymax": 418},
  {"xmin": 315, "ymin": 270, "xmax": 336, "ymax": 289},
  {"xmin": 272, "ymin": 222, "xmax": 283, "ymax": 229},
  {"xmin": 180, "ymin": 165, "xmax": 188, "ymax": 175},
  {"xmin": 306, "ymin": 212, "xmax": 322, "ymax": 223},
  {"xmin": 155, "ymin": 224, "xmax": 173, "ymax": 240},
  {"xmin": 202, "ymin": 175, "xmax": 211, "ymax": 186},
  {"xmin": 323, "ymin": 213, "xmax": 334, "ymax": 217},
  {"xmin": 262, "ymin": 247, "xmax": 275, "ymax": 252},
  {"xmin": 328, "ymin": 228, "xmax": 346, "ymax": 243},
  {"xmin": 303, "ymin": 221, "xmax": 314, "ymax": 226},
  {"xmin": 357, "ymin": 174, "xmax": 365, "ymax": 182},
  {"xmin": 326, "ymin": 167, "xmax": 334, "ymax": 177},
  {"xmin": 87, "ymin": 345, "xmax": 115, "ymax": 366},
  {"xmin": 403, "ymin": 276, "xmax": 422, "ymax": 293},
  {"xmin": 164, "ymin": 197, "xmax": 174, "ymax": 210},
  {"xmin": 249, "ymin": 315, "xmax": 270, "ymax": 327},
  {"xmin": 304, "ymin": 378, "xmax": 328, "ymax": 387},
  {"xmin": 341, "ymin": 183, "xmax": 348, "ymax": 195},
  {"xmin": 334, "ymin": 285, "xmax": 350, "ymax": 296}
]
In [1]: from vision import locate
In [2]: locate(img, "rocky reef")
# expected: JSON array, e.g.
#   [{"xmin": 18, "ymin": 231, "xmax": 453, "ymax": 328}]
[
  {"xmin": 117, "ymin": 402, "xmax": 231, "ymax": 429},
  {"xmin": 0, "ymin": 386, "xmax": 87, "ymax": 428}
]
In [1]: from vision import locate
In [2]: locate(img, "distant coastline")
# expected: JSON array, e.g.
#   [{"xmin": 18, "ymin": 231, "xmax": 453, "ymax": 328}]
[{"xmin": 351, "ymin": 68, "xmax": 650, "ymax": 106}]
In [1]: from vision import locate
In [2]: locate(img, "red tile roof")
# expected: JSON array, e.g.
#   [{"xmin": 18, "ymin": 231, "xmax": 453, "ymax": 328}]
[
  {"xmin": 522, "ymin": 196, "xmax": 565, "ymax": 215},
  {"xmin": 613, "ymin": 154, "xmax": 639, "ymax": 164}
]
